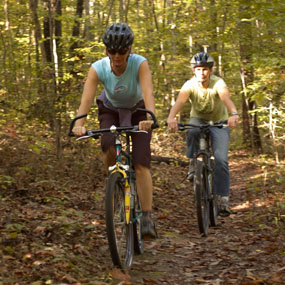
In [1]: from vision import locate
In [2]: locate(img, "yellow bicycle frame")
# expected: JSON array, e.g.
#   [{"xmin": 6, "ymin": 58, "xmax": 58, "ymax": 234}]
[{"xmin": 110, "ymin": 162, "xmax": 131, "ymax": 225}]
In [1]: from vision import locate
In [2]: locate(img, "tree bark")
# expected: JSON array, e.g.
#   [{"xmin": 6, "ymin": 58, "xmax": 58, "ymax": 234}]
[
  {"xmin": 70, "ymin": 0, "xmax": 84, "ymax": 52},
  {"xmin": 238, "ymin": 0, "xmax": 262, "ymax": 152},
  {"xmin": 29, "ymin": 0, "xmax": 47, "ymax": 63},
  {"xmin": 84, "ymin": 0, "xmax": 93, "ymax": 41}
]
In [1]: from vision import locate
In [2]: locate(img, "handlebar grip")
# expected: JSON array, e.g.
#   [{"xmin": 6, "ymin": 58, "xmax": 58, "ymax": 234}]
[
  {"xmin": 165, "ymin": 122, "xmax": 185, "ymax": 130},
  {"xmin": 151, "ymin": 122, "xmax": 160, "ymax": 129},
  {"xmin": 136, "ymin": 108, "xmax": 159, "ymax": 129},
  {"xmin": 68, "ymin": 113, "xmax": 87, "ymax": 137}
]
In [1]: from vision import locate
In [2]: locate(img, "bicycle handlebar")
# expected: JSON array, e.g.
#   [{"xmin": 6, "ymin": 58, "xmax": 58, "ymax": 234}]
[
  {"xmin": 68, "ymin": 114, "xmax": 87, "ymax": 136},
  {"xmin": 165, "ymin": 121, "xmax": 228, "ymax": 131},
  {"xmin": 68, "ymin": 108, "xmax": 159, "ymax": 137},
  {"xmin": 136, "ymin": 108, "xmax": 160, "ymax": 129}
]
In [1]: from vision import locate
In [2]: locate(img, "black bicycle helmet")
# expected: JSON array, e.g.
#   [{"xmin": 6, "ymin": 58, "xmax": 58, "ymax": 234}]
[
  {"xmin": 103, "ymin": 23, "xmax": 134, "ymax": 50},
  {"xmin": 190, "ymin": 52, "xmax": 214, "ymax": 68}
]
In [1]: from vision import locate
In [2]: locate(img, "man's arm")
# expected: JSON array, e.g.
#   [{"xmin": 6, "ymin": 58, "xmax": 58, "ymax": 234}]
[
  {"xmin": 218, "ymin": 86, "xmax": 239, "ymax": 128},
  {"xmin": 167, "ymin": 90, "xmax": 190, "ymax": 131},
  {"xmin": 73, "ymin": 66, "xmax": 99, "ymax": 136}
]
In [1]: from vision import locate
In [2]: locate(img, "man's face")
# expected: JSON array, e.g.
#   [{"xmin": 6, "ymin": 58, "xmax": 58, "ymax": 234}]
[{"xmin": 194, "ymin": 66, "xmax": 211, "ymax": 83}]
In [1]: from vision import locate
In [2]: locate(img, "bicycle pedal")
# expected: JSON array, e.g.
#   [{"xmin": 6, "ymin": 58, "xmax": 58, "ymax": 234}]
[{"xmin": 187, "ymin": 173, "xmax": 194, "ymax": 182}]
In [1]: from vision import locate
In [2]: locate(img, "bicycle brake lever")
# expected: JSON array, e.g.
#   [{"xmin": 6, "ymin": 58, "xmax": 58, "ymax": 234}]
[
  {"xmin": 76, "ymin": 133, "xmax": 100, "ymax": 140},
  {"xmin": 136, "ymin": 130, "xmax": 148, "ymax": 134},
  {"xmin": 76, "ymin": 135, "xmax": 92, "ymax": 141}
]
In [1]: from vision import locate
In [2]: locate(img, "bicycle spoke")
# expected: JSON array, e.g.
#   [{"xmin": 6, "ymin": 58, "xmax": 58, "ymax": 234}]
[
  {"xmin": 195, "ymin": 161, "xmax": 209, "ymax": 236},
  {"xmin": 105, "ymin": 172, "xmax": 134, "ymax": 269},
  {"xmin": 133, "ymin": 190, "xmax": 144, "ymax": 255}
]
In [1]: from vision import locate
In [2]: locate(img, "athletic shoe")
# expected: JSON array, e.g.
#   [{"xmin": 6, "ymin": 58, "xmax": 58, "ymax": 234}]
[
  {"xmin": 187, "ymin": 159, "xmax": 194, "ymax": 182},
  {"xmin": 141, "ymin": 212, "xmax": 157, "ymax": 240},
  {"xmin": 219, "ymin": 196, "xmax": 231, "ymax": 217}
]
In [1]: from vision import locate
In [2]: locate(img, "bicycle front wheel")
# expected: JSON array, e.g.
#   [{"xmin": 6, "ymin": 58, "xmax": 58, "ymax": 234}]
[
  {"xmin": 133, "ymin": 188, "xmax": 144, "ymax": 255},
  {"xmin": 105, "ymin": 172, "xmax": 134, "ymax": 269},
  {"xmin": 194, "ymin": 160, "xmax": 210, "ymax": 236},
  {"xmin": 209, "ymin": 158, "xmax": 218, "ymax": 226}
]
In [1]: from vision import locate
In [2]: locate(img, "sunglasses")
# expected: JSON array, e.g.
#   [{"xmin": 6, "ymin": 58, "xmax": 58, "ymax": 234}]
[{"xmin": 107, "ymin": 48, "xmax": 129, "ymax": 55}]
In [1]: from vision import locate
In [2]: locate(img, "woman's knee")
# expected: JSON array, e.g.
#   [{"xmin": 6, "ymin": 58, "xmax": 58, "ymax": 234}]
[
  {"xmin": 134, "ymin": 164, "xmax": 150, "ymax": 175},
  {"xmin": 102, "ymin": 148, "xmax": 116, "ymax": 166}
]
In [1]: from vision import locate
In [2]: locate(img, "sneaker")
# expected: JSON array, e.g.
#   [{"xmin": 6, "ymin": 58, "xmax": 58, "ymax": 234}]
[
  {"xmin": 219, "ymin": 196, "xmax": 231, "ymax": 217},
  {"xmin": 187, "ymin": 159, "xmax": 194, "ymax": 182},
  {"xmin": 141, "ymin": 212, "xmax": 157, "ymax": 240}
]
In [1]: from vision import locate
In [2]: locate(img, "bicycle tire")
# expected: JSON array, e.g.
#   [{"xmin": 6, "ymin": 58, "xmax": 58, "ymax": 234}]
[
  {"xmin": 209, "ymin": 158, "xmax": 218, "ymax": 226},
  {"xmin": 105, "ymin": 172, "xmax": 134, "ymax": 269},
  {"xmin": 209, "ymin": 192, "xmax": 218, "ymax": 226},
  {"xmin": 194, "ymin": 160, "xmax": 210, "ymax": 236},
  {"xmin": 133, "ymin": 188, "xmax": 144, "ymax": 255}
]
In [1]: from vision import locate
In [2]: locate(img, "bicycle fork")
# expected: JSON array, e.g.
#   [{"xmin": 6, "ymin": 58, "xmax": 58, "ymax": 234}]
[{"xmin": 110, "ymin": 138, "xmax": 132, "ymax": 225}]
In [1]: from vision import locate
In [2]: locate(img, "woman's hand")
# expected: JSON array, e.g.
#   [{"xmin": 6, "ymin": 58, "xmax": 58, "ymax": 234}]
[
  {"xmin": 72, "ymin": 126, "xmax": 86, "ymax": 136},
  {"xmin": 139, "ymin": 120, "xmax": 153, "ymax": 131}
]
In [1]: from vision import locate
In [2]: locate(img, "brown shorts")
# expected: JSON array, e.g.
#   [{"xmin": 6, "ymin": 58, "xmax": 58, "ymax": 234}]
[{"xmin": 97, "ymin": 100, "xmax": 152, "ymax": 168}]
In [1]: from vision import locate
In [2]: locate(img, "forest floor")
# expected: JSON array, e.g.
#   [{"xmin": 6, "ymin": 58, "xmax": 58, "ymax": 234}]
[{"xmin": 0, "ymin": 129, "xmax": 284, "ymax": 285}]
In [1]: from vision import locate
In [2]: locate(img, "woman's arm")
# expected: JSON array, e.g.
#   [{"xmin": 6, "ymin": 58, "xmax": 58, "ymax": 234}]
[
  {"xmin": 139, "ymin": 60, "xmax": 155, "ymax": 114},
  {"xmin": 73, "ymin": 66, "xmax": 99, "ymax": 135},
  {"xmin": 138, "ymin": 60, "xmax": 155, "ymax": 130}
]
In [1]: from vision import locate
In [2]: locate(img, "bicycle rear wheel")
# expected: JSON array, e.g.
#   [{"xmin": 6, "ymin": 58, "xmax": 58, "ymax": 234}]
[
  {"xmin": 105, "ymin": 172, "xmax": 134, "ymax": 269},
  {"xmin": 194, "ymin": 160, "xmax": 210, "ymax": 236}
]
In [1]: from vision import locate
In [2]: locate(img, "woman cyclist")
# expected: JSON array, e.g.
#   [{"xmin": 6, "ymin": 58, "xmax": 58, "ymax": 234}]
[{"xmin": 72, "ymin": 23, "xmax": 157, "ymax": 239}]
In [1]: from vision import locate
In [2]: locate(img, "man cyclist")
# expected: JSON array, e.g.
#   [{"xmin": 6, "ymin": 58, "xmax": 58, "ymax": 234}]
[
  {"xmin": 167, "ymin": 52, "xmax": 239, "ymax": 216},
  {"xmin": 72, "ymin": 22, "xmax": 157, "ymax": 239}
]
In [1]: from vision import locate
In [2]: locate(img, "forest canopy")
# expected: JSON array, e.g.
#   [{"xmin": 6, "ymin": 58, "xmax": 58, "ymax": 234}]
[{"xmin": 1, "ymin": 0, "xmax": 284, "ymax": 160}]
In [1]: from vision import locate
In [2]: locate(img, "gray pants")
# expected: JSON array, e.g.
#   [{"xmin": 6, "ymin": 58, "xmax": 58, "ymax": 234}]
[{"xmin": 186, "ymin": 117, "xmax": 230, "ymax": 197}]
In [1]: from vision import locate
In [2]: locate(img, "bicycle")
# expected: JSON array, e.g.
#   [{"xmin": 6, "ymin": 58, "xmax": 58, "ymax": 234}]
[
  {"xmin": 68, "ymin": 108, "xmax": 159, "ymax": 270},
  {"xmin": 176, "ymin": 121, "xmax": 228, "ymax": 236}
]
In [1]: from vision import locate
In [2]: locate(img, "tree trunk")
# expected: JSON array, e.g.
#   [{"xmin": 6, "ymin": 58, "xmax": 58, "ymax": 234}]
[
  {"xmin": 238, "ymin": 0, "xmax": 262, "ymax": 152},
  {"xmin": 29, "ymin": 0, "xmax": 47, "ymax": 64},
  {"xmin": 54, "ymin": 0, "xmax": 63, "ymax": 159},
  {"xmin": 105, "ymin": 0, "xmax": 115, "ymax": 27},
  {"xmin": 84, "ymin": 0, "xmax": 93, "ymax": 41},
  {"xmin": 70, "ymin": 0, "xmax": 84, "ymax": 52},
  {"xmin": 4, "ymin": 0, "xmax": 18, "ymax": 95}
]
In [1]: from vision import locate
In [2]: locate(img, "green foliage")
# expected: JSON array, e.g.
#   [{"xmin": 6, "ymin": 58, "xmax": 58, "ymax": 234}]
[
  {"xmin": 0, "ymin": 0, "xmax": 284, "ymax": 158},
  {"xmin": 0, "ymin": 175, "xmax": 15, "ymax": 188}
]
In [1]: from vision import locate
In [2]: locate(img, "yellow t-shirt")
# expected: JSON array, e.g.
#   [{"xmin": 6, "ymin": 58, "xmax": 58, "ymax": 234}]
[{"xmin": 181, "ymin": 74, "xmax": 228, "ymax": 122}]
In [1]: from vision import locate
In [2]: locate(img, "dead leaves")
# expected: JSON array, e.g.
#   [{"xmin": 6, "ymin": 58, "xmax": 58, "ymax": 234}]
[
  {"xmin": 241, "ymin": 270, "xmax": 285, "ymax": 284},
  {"xmin": 1, "ymin": 133, "xmax": 285, "ymax": 284},
  {"xmin": 110, "ymin": 268, "xmax": 131, "ymax": 284}
]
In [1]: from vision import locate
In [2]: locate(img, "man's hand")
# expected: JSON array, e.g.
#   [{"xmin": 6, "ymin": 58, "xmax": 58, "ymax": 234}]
[
  {"xmin": 228, "ymin": 114, "xmax": 239, "ymax": 128},
  {"xmin": 167, "ymin": 118, "xmax": 178, "ymax": 132},
  {"xmin": 139, "ymin": 120, "xmax": 153, "ymax": 131},
  {"xmin": 72, "ymin": 126, "xmax": 86, "ymax": 136}
]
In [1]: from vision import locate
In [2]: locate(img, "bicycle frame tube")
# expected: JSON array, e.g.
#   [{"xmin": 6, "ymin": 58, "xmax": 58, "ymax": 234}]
[
  {"xmin": 194, "ymin": 128, "xmax": 213, "ymax": 189},
  {"xmin": 110, "ymin": 135, "xmax": 132, "ymax": 225},
  {"xmin": 115, "ymin": 138, "xmax": 122, "ymax": 162}
]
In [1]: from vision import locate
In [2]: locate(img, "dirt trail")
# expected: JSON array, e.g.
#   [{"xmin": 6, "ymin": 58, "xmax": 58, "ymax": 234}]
[
  {"xmin": 126, "ymin": 154, "xmax": 285, "ymax": 284},
  {"xmin": 1, "ymin": 141, "xmax": 284, "ymax": 284}
]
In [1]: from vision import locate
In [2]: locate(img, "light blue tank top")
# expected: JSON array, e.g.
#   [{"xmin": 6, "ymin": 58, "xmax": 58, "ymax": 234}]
[{"xmin": 92, "ymin": 54, "xmax": 146, "ymax": 108}]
